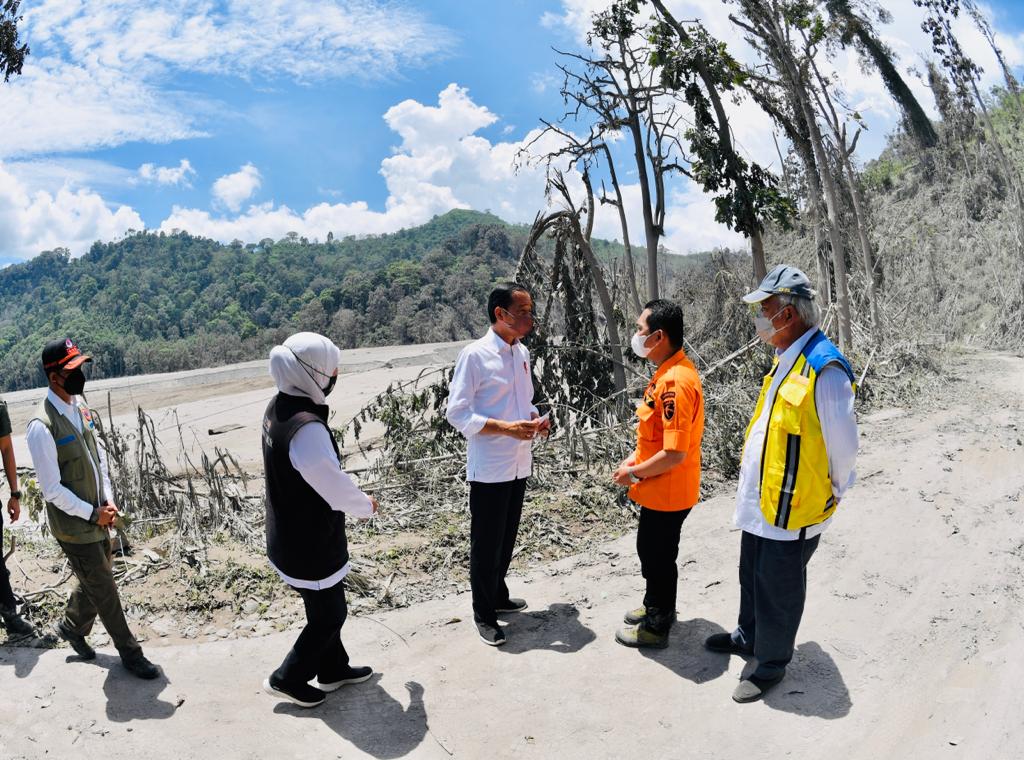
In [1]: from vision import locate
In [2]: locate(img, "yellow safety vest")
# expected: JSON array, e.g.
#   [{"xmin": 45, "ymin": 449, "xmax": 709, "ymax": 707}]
[{"xmin": 744, "ymin": 330, "xmax": 856, "ymax": 531}]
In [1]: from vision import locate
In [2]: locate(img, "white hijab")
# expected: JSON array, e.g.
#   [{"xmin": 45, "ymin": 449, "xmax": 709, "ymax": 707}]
[{"xmin": 268, "ymin": 332, "xmax": 340, "ymax": 406}]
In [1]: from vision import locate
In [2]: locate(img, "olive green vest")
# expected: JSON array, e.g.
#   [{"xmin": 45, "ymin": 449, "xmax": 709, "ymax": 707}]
[{"xmin": 33, "ymin": 398, "xmax": 107, "ymax": 544}]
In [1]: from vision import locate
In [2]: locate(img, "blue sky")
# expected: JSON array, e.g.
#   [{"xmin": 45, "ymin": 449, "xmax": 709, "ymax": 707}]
[{"xmin": 1, "ymin": 0, "xmax": 1022, "ymax": 265}]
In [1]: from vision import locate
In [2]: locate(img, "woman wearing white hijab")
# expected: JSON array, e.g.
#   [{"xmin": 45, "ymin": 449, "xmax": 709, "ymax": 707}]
[{"xmin": 261, "ymin": 332, "xmax": 378, "ymax": 708}]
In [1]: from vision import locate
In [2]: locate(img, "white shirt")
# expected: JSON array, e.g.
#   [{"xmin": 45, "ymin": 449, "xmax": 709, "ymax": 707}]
[
  {"xmin": 446, "ymin": 328, "xmax": 539, "ymax": 483},
  {"xmin": 269, "ymin": 421, "xmax": 375, "ymax": 590},
  {"xmin": 25, "ymin": 390, "xmax": 114, "ymax": 522},
  {"xmin": 733, "ymin": 328, "xmax": 858, "ymax": 541}
]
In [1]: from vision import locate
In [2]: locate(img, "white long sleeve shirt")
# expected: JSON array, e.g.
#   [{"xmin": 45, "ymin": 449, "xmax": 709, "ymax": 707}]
[
  {"xmin": 25, "ymin": 390, "xmax": 114, "ymax": 521},
  {"xmin": 446, "ymin": 328, "xmax": 539, "ymax": 483},
  {"xmin": 269, "ymin": 421, "xmax": 375, "ymax": 590},
  {"xmin": 733, "ymin": 327, "xmax": 858, "ymax": 541}
]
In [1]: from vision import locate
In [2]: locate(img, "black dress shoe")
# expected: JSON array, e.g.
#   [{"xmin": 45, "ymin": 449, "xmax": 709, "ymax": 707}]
[
  {"xmin": 705, "ymin": 632, "xmax": 753, "ymax": 656},
  {"xmin": 122, "ymin": 653, "xmax": 160, "ymax": 680},
  {"xmin": 55, "ymin": 621, "xmax": 96, "ymax": 660}
]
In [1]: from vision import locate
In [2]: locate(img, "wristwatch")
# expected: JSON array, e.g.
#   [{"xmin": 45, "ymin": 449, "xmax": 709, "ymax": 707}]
[
  {"xmin": 10, "ymin": 490, "xmax": 21, "ymax": 499},
  {"xmin": 628, "ymin": 468, "xmax": 643, "ymax": 484}
]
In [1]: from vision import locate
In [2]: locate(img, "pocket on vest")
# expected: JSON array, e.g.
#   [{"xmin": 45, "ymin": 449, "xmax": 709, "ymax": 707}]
[{"xmin": 58, "ymin": 455, "xmax": 87, "ymax": 483}]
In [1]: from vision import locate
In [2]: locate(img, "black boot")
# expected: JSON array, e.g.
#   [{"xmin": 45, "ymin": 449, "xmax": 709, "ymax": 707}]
[{"xmin": 0, "ymin": 604, "xmax": 35, "ymax": 637}]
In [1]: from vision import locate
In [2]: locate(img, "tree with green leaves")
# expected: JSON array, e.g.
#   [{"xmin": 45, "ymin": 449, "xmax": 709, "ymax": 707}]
[{"xmin": 1, "ymin": 0, "xmax": 28, "ymax": 82}]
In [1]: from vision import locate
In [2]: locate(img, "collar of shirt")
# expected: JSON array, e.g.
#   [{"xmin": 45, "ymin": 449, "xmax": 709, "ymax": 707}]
[
  {"xmin": 46, "ymin": 388, "xmax": 83, "ymax": 424},
  {"xmin": 772, "ymin": 326, "xmax": 820, "ymax": 374},
  {"xmin": 651, "ymin": 348, "xmax": 693, "ymax": 384},
  {"xmin": 484, "ymin": 327, "xmax": 520, "ymax": 355}
]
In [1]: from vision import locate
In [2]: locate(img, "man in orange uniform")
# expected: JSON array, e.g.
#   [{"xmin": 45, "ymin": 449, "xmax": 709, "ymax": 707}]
[{"xmin": 613, "ymin": 299, "xmax": 704, "ymax": 648}]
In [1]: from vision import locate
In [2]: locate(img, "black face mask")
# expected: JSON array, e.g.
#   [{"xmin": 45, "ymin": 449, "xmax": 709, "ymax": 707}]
[
  {"xmin": 323, "ymin": 374, "xmax": 337, "ymax": 397},
  {"xmin": 63, "ymin": 367, "xmax": 86, "ymax": 396}
]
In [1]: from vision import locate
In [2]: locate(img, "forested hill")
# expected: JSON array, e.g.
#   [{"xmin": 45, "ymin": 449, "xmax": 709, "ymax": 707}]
[
  {"xmin": 0, "ymin": 209, "xmax": 685, "ymax": 393},
  {"xmin": 0, "ymin": 210, "xmax": 521, "ymax": 391}
]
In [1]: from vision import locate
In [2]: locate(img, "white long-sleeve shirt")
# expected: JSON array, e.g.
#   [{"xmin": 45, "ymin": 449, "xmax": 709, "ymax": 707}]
[
  {"xmin": 733, "ymin": 327, "xmax": 858, "ymax": 541},
  {"xmin": 25, "ymin": 390, "xmax": 114, "ymax": 521},
  {"xmin": 269, "ymin": 421, "xmax": 375, "ymax": 590},
  {"xmin": 445, "ymin": 328, "xmax": 539, "ymax": 483}
]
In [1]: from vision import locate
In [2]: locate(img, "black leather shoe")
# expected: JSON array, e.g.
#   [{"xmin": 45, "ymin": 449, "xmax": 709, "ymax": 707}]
[
  {"xmin": 55, "ymin": 621, "xmax": 96, "ymax": 660},
  {"xmin": 122, "ymin": 654, "xmax": 161, "ymax": 680},
  {"xmin": 705, "ymin": 632, "xmax": 753, "ymax": 656}
]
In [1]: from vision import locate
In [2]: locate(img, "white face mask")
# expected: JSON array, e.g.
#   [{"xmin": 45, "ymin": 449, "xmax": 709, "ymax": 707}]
[
  {"xmin": 631, "ymin": 330, "xmax": 659, "ymax": 359},
  {"xmin": 753, "ymin": 307, "xmax": 786, "ymax": 343}
]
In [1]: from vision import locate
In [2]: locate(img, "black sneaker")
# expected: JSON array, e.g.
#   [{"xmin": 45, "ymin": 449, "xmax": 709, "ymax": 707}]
[
  {"xmin": 705, "ymin": 632, "xmax": 753, "ymax": 656},
  {"xmin": 476, "ymin": 621, "xmax": 506, "ymax": 646},
  {"xmin": 0, "ymin": 604, "xmax": 36, "ymax": 637},
  {"xmin": 54, "ymin": 621, "xmax": 96, "ymax": 660},
  {"xmin": 317, "ymin": 665, "xmax": 373, "ymax": 692},
  {"xmin": 495, "ymin": 598, "xmax": 528, "ymax": 613},
  {"xmin": 263, "ymin": 676, "xmax": 325, "ymax": 708},
  {"xmin": 122, "ymin": 653, "xmax": 160, "ymax": 680}
]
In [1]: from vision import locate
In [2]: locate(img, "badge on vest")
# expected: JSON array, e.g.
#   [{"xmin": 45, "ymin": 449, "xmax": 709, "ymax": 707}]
[{"xmin": 81, "ymin": 406, "xmax": 96, "ymax": 430}]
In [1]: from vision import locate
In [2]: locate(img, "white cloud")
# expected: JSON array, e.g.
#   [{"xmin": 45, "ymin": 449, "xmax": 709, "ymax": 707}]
[
  {"xmin": 155, "ymin": 84, "xmax": 739, "ymax": 254},
  {"xmin": 212, "ymin": 164, "xmax": 262, "ymax": 212},
  {"xmin": 2, "ymin": 0, "xmax": 452, "ymax": 159},
  {"xmin": 138, "ymin": 159, "xmax": 196, "ymax": 187},
  {"xmin": 0, "ymin": 162, "xmax": 144, "ymax": 260}
]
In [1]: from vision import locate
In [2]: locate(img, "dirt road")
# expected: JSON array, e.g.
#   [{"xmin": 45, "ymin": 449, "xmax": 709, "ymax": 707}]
[{"xmin": 2, "ymin": 348, "xmax": 1022, "ymax": 759}]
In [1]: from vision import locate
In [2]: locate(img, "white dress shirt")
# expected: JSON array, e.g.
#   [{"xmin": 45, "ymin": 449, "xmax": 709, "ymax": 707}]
[
  {"xmin": 269, "ymin": 421, "xmax": 375, "ymax": 590},
  {"xmin": 446, "ymin": 328, "xmax": 539, "ymax": 483},
  {"xmin": 733, "ymin": 327, "xmax": 858, "ymax": 541},
  {"xmin": 25, "ymin": 389, "xmax": 114, "ymax": 522}
]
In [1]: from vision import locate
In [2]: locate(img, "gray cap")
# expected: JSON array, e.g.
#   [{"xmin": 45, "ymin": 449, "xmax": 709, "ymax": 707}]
[{"xmin": 742, "ymin": 264, "xmax": 815, "ymax": 303}]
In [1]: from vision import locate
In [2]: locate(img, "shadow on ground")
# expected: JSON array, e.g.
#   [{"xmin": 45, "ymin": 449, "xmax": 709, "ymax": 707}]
[
  {"xmin": 739, "ymin": 640, "xmax": 853, "ymax": 718},
  {"xmin": 275, "ymin": 675, "xmax": 429, "ymax": 759},
  {"xmin": 497, "ymin": 603, "xmax": 597, "ymax": 655},
  {"xmin": 94, "ymin": 653, "xmax": 180, "ymax": 722},
  {"xmin": 638, "ymin": 617, "xmax": 731, "ymax": 683},
  {"xmin": 0, "ymin": 636, "xmax": 52, "ymax": 679}
]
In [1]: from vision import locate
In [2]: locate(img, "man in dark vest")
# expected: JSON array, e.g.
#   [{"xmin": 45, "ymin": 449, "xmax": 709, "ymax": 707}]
[
  {"xmin": 1, "ymin": 397, "xmax": 36, "ymax": 638},
  {"xmin": 25, "ymin": 338, "xmax": 159, "ymax": 678},
  {"xmin": 262, "ymin": 332, "xmax": 377, "ymax": 709}
]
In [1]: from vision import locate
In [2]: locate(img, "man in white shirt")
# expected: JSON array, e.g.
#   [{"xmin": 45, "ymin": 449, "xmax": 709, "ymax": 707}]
[
  {"xmin": 705, "ymin": 266, "xmax": 858, "ymax": 703},
  {"xmin": 446, "ymin": 283, "xmax": 550, "ymax": 646},
  {"xmin": 26, "ymin": 338, "xmax": 159, "ymax": 679},
  {"xmin": 262, "ymin": 332, "xmax": 377, "ymax": 709}
]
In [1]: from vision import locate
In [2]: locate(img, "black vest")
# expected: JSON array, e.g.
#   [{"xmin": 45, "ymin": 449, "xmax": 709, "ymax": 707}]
[{"xmin": 263, "ymin": 393, "xmax": 348, "ymax": 582}]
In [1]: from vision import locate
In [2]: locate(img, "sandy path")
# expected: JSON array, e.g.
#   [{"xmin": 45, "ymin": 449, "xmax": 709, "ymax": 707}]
[{"xmin": 2, "ymin": 348, "xmax": 1022, "ymax": 759}]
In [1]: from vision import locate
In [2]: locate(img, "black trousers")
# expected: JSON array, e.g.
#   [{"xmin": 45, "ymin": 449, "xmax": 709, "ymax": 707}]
[
  {"xmin": 636, "ymin": 506, "xmax": 691, "ymax": 633},
  {"xmin": 469, "ymin": 478, "xmax": 526, "ymax": 626},
  {"xmin": 734, "ymin": 530, "xmax": 821, "ymax": 680},
  {"xmin": 0, "ymin": 552, "xmax": 16, "ymax": 608},
  {"xmin": 274, "ymin": 580, "xmax": 351, "ymax": 686},
  {"xmin": 58, "ymin": 538, "xmax": 142, "ymax": 660}
]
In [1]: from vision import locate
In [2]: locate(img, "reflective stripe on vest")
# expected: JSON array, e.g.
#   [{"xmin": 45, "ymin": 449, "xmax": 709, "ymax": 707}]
[{"xmin": 744, "ymin": 331, "xmax": 855, "ymax": 531}]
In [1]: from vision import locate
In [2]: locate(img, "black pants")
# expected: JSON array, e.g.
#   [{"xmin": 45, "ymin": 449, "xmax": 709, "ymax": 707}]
[
  {"xmin": 469, "ymin": 478, "xmax": 526, "ymax": 626},
  {"xmin": 734, "ymin": 530, "xmax": 821, "ymax": 680},
  {"xmin": 58, "ymin": 538, "xmax": 142, "ymax": 660},
  {"xmin": 636, "ymin": 506, "xmax": 691, "ymax": 633},
  {"xmin": 0, "ymin": 552, "xmax": 16, "ymax": 608},
  {"xmin": 274, "ymin": 580, "xmax": 351, "ymax": 686}
]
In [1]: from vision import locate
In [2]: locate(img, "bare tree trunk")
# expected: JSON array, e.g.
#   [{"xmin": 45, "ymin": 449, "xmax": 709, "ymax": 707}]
[{"xmin": 600, "ymin": 143, "xmax": 643, "ymax": 314}]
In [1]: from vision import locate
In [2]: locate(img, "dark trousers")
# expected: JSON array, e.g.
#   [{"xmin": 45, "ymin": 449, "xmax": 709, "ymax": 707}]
[
  {"xmin": 274, "ymin": 580, "xmax": 350, "ymax": 686},
  {"xmin": 469, "ymin": 478, "xmax": 526, "ymax": 626},
  {"xmin": 0, "ymin": 552, "xmax": 17, "ymax": 608},
  {"xmin": 734, "ymin": 530, "xmax": 820, "ymax": 680},
  {"xmin": 58, "ymin": 537, "xmax": 142, "ymax": 660},
  {"xmin": 636, "ymin": 506, "xmax": 691, "ymax": 633}
]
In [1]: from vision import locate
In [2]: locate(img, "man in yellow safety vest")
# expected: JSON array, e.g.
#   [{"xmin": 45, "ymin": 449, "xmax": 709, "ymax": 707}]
[{"xmin": 706, "ymin": 265, "xmax": 858, "ymax": 703}]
